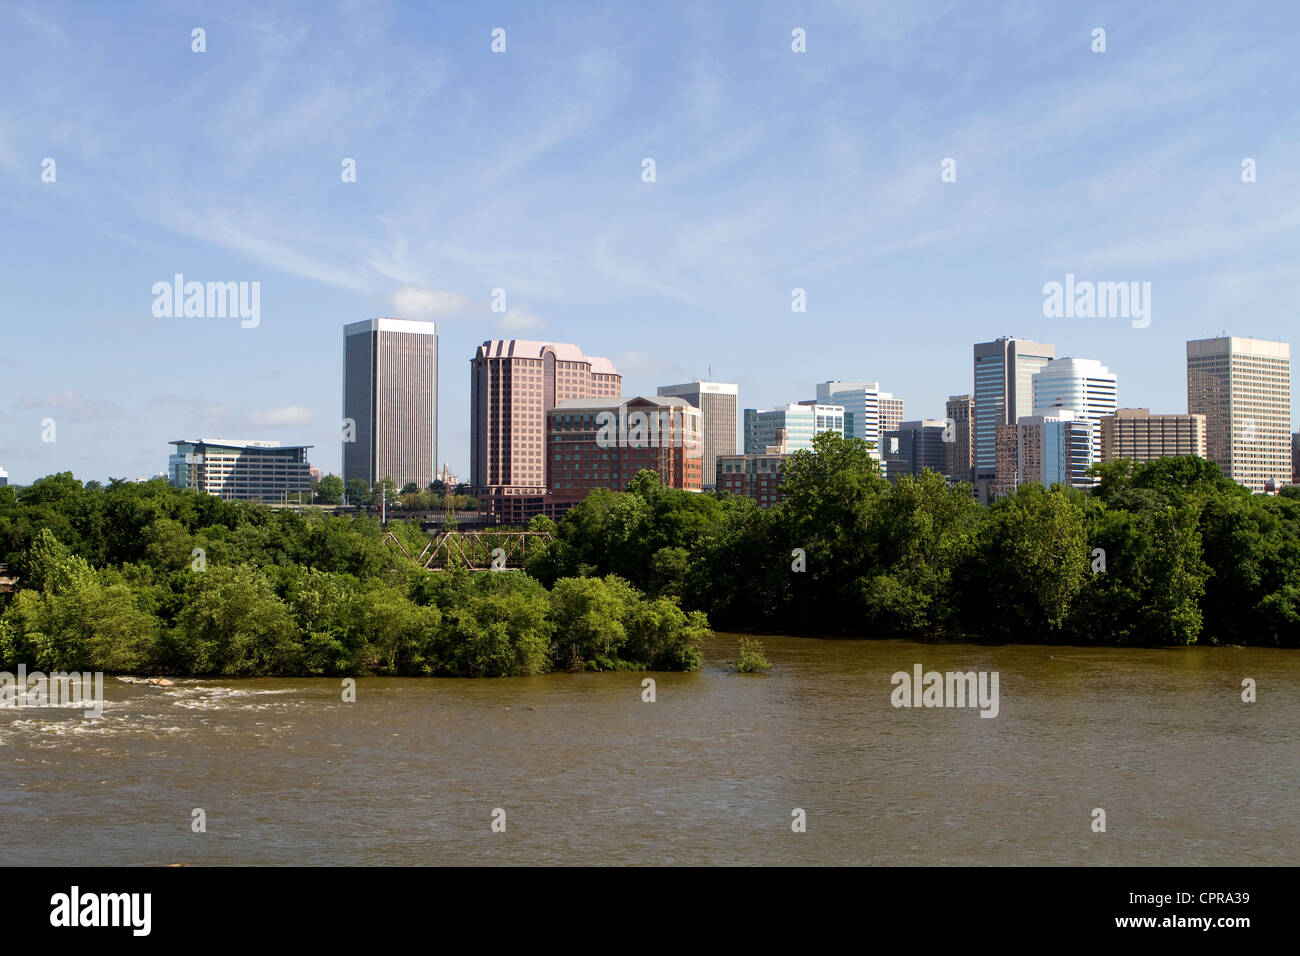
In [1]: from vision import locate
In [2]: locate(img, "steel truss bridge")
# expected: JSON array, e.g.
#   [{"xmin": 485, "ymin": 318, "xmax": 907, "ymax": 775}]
[{"xmin": 384, "ymin": 529, "xmax": 552, "ymax": 571}]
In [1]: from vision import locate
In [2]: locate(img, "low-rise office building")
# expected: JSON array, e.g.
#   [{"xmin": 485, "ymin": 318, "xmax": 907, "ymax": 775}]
[
  {"xmin": 1099, "ymin": 408, "xmax": 1207, "ymax": 463},
  {"xmin": 168, "ymin": 438, "xmax": 312, "ymax": 502}
]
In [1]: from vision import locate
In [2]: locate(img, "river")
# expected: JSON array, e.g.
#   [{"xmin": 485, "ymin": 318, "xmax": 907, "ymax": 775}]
[{"xmin": 2, "ymin": 634, "xmax": 1295, "ymax": 865}]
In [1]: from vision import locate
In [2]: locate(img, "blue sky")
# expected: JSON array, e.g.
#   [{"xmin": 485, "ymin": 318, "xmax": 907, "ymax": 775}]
[{"xmin": 2, "ymin": 0, "xmax": 1297, "ymax": 485}]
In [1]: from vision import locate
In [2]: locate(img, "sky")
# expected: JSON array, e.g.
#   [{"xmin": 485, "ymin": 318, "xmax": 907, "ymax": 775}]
[{"xmin": 1, "ymin": 0, "xmax": 1298, "ymax": 485}]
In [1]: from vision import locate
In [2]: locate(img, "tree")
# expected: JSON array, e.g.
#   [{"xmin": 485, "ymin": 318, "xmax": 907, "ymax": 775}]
[
  {"xmin": 315, "ymin": 474, "xmax": 344, "ymax": 505},
  {"xmin": 344, "ymin": 478, "xmax": 371, "ymax": 507},
  {"xmin": 954, "ymin": 483, "xmax": 1089, "ymax": 641},
  {"xmin": 170, "ymin": 565, "xmax": 301, "ymax": 675},
  {"xmin": 374, "ymin": 475, "xmax": 399, "ymax": 503}
]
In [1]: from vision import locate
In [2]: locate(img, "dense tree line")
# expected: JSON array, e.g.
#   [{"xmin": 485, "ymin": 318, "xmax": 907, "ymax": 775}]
[
  {"xmin": 526, "ymin": 435, "xmax": 1300, "ymax": 647},
  {"xmin": 0, "ymin": 476, "xmax": 706, "ymax": 676},
  {"xmin": 2, "ymin": 433, "xmax": 1296, "ymax": 681}
]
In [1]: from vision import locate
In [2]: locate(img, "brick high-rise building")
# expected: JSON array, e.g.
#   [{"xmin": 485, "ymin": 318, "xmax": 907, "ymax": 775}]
[
  {"xmin": 1187, "ymin": 336, "xmax": 1291, "ymax": 492},
  {"xmin": 548, "ymin": 396, "xmax": 702, "ymax": 501},
  {"xmin": 716, "ymin": 428, "xmax": 791, "ymax": 508},
  {"xmin": 470, "ymin": 339, "xmax": 620, "ymax": 515}
]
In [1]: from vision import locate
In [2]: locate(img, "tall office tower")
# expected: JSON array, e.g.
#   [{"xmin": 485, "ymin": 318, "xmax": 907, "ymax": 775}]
[
  {"xmin": 1187, "ymin": 336, "xmax": 1292, "ymax": 492},
  {"xmin": 944, "ymin": 394, "xmax": 974, "ymax": 481},
  {"xmin": 342, "ymin": 318, "xmax": 438, "ymax": 490},
  {"xmin": 657, "ymin": 380, "xmax": 738, "ymax": 490},
  {"xmin": 1031, "ymin": 356, "xmax": 1118, "ymax": 476},
  {"xmin": 1100, "ymin": 409, "xmax": 1207, "ymax": 463},
  {"xmin": 470, "ymin": 339, "xmax": 621, "ymax": 500},
  {"xmin": 973, "ymin": 337, "xmax": 1056, "ymax": 482},
  {"xmin": 815, "ymin": 381, "xmax": 902, "ymax": 460},
  {"xmin": 744, "ymin": 403, "xmax": 844, "ymax": 453},
  {"xmin": 883, "ymin": 420, "xmax": 948, "ymax": 483},
  {"xmin": 1293, "ymin": 431, "xmax": 1300, "ymax": 485}
]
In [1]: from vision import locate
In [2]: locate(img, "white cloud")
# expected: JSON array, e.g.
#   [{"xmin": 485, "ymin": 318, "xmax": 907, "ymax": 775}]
[
  {"xmin": 18, "ymin": 389, "xmax": 125, "ymax": 422},
  {"xmin": 496, "ymin": 306, "xmax": 545, "ymax": 333},
  {"xmin": 249, "ymin": 405, "xmax": 316, "ymax": 428},
  {"xmin": 612, "ymin": 351, "xmax": 678, "ymax": 377},
  {"xmin": 388, "ymin": 284, "xmax": 477, "ymax": 320}
]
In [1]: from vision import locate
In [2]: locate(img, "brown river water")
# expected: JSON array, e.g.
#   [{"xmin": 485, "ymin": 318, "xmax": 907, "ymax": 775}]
[{"xmin": 1, "ymin": 634, "xmax": 1296, "ymax": 866}]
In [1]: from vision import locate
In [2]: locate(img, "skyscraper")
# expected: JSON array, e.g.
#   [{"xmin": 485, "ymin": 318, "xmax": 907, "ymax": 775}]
[
  {"xmin": 1187, "ymin": 336, "xmax": 1292, "ymax": 492},
  {"xmin": 656, "ymin": 380, "xmax": 738, "ymax": 490},
  {"xmin": 814, "ymin": 381, "xmax": 902, "ymax": 461},
  {"xmin": 944, "ymin": 394, "xmax": 974, "ymax": 481},
  {"xmin": 1031, "ymin": 356, "xmax": 1118, "ymax": 475},
  {"xmin": 342, "ymin": 317, "xmax": 438, "ymax": 490},
  {"xmin": 973, "ymin": 337, "xmax": 1056, "ymax": 483},
  {"xmin": 470, "ymin": 339, "xmax": 621, "ymax": 510}
]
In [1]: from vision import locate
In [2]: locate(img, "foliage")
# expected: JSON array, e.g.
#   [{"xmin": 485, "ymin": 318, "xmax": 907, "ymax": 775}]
[{"xmin": 732, "ymin": 638, "xmax": 770, "ymax": 673}]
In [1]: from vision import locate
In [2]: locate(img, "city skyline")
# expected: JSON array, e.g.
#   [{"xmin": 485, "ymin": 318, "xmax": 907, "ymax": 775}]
[{"xmin": 4, "ymin": 2, "xmax": 1300, "ymax": 484}]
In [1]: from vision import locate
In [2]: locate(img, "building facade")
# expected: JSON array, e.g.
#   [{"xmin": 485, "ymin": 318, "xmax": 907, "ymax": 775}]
[
  {"xmin": 656, "ymin": 380, "xmax": 738, "ymax": 490},
  {"xmin": 944, "ymin": 394, "xmax": 974, "ymax": 481},
  {"xmin": 973, "ymin": 337, "xmax": 1056, "ymax": 483},
  {"xmin": 470, "ymin": 339, "xmax": 621, "ymax": 515},
  {"xmin": 1031, "ymin": 356, "xmax": 1118, "ymax": 474},
  {"xmin": 884, "ymin": 420, "xmax": 948, "ymax": 483},
  {"xmin": 990, "ymin": 412, "xmax": 1093, "ymax": 495},
  {"xmin": 1099, "ymin": 409, "xmax": 1207, "ymax": 463},
  {"xmin": 744, "ymin": 402, "xmax": 844, "ymax": 454},
  {"xmin": 168, "ymin": 439, "xmax": 312, "ymax": 502},
  {"xmin": 547, "ymin": 396, "xmax": 703, "ymax": 499},
  {"xmin": 342, "ymin": 317, "xmax": 439, "ymax": 490},
  {"xmin": 814, "ymin": 381, "xmax": 902, "ymax": 461},
  {"xmin": 716, "ymin": 429, "xmax": 790, "ymax": 508},
  {"xmin": 1187, "ymin": 336, "xmax": 1292, "ymax": 492}
]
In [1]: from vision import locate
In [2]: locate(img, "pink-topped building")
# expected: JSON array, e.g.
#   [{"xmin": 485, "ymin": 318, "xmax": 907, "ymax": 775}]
[{"xmin": 471, "ymin": 339, "xmax": 621, "ymax": 516}]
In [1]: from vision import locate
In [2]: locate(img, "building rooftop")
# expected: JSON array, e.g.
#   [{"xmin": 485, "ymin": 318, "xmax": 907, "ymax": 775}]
[
  {"xmin": 551, "ymin": 395, "xmax": 692, "ymax": 410},
  {"xmin": 475, "ymin": 339, "xmax": 618, "ymax": 375},
  {"xmin": 170, "ymin": 439, "xmax": 314, "ymax": 451}
]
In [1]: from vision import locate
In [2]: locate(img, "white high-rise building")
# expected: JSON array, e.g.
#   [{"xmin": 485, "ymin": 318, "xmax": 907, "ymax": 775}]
[
  {"xmin": 814, "ymin": 381, "xmax": 901, "ymax": 461},
  {"xmin": 1032, "ymin": 357, "xmax": 1118, "ymax": 474}
]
